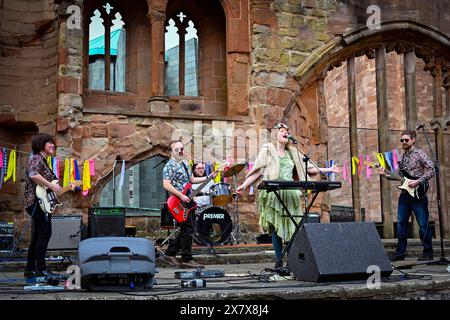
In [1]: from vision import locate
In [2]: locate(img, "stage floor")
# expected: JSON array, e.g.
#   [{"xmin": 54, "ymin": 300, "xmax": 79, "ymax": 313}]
[{"xmin": 1, "ymin": 259, "xmax": 450, "ymax": 300}]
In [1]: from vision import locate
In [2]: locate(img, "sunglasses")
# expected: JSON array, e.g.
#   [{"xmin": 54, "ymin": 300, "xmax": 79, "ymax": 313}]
[
  {"xmin": 400, "ymin": 139, "xmax": 410, "ymax": 143},
  {"xmin": 273, "ymin": 123, "xmax": 289, "ymax": 130}
]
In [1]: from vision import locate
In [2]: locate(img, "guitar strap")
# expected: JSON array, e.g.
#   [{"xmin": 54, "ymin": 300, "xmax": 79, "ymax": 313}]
[
  {"xmin": 41, "ymin": 155, "xmax": 57, "ymax": 181},
  {"xmin": 181, "ymin": 160, "xmax": 191, "ymax": 183}
]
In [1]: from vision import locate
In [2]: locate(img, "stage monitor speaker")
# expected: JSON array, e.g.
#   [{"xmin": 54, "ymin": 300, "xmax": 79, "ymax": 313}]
[
  {"xmin": 288, "ymin": 222, "xmax": 393, "ymax": 282},
  {"xmin": 47, "ymin": 215, "xmax": 82, "ymax": 250},
  {"xmin": 88, "ymin": 207, "xmax": 125, "ymax": 238},
  {"xmin": 78, "ymin": 237, "xmax": 156, "ymax": 290}
]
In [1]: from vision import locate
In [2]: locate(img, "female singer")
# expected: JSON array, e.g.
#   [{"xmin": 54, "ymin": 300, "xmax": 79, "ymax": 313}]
[{"xmin": 236, "ymin": 123, "xmax": 339, "ymax": 267}]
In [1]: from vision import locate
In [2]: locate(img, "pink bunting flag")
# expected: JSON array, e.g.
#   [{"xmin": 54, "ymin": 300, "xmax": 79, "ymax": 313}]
[
  {"xmin": 365, "ymin": 155, "xmax": 372, "ymax": 178},
  {"xmin": 392, "ymin": 149, "xmax": 399, "ymax": 171},
  {"xmin": 358, "ymin": 153, "xmax": 363, "ymax": 176}
]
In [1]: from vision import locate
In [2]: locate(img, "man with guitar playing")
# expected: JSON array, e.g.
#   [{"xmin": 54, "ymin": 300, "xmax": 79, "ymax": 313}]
[
  {"xmin": 379, "ymin": 130, "xmax": 434, "ymax": 262},
  {"xmin": 23, "ymin": 134, "xmax": 62, "ymax": 278},
  {"xmin": 162, "ymin": 140, "xmax": 216, "ymax": 268}
]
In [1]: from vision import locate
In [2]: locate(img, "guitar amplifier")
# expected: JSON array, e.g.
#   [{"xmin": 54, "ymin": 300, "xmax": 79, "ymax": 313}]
[
  {"xmin": 47, "ymin": 215, "xmax": 82, "ymax": 250},
  {"xmin": 88, "ymin": 207, "xmax": 126, "ymax": 237},
  {"xmin": 0, "ymin": 222, "xmax": 14, "ymax": 252}
]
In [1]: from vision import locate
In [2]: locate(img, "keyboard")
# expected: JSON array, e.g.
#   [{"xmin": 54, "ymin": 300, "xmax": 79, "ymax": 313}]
[{"xmin": 257, "ymin": 180, "xmax": 342, "ymax": 192}]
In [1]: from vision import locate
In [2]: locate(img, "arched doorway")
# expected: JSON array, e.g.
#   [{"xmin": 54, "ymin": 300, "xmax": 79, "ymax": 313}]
[{"xmin": 293, "ymin": 22, "xmax": 450, "ymax": 238}]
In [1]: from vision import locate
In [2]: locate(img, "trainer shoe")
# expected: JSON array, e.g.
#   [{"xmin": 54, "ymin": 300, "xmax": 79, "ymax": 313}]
[
  {"xmin": 180, "ymin": 260, "xmax": 204, "ymax": 269},
  {"xmin": 389, "ymin": 254, "xmax": 406, "ymax": 262},
  {"xmin": 417, "ymin": 254, "xmax": 434, "ymax": 261},
  {"xmin": 164, "ymin": 255, "xmax": 181, "ymax": 267}
]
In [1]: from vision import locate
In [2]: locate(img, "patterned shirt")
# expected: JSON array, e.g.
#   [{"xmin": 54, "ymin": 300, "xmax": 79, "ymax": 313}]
[
  {"xmin": 398, "ymin": 146, "xmax": 434, "ymax": 182},
  {"xmin": 162, "ymin": 158, "xmax": 192, "ymax": 194},
  {"xmin": 24, "ymin": 154, "xmax": 57, "ymax": 208}
]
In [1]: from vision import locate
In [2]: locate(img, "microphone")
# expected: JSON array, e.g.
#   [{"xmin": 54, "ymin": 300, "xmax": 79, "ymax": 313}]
[
  {"xmin": 288, "ymin": 134, "xmax": 298, "ymax": 144},
  {"xmin": 416, "ymin": 123, "xmax": 425, "ymax": 131}
]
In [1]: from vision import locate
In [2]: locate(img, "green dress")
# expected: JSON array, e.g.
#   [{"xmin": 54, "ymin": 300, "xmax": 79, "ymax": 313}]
[{"xmin": 257, "ymin": 150, "xmax": 303, "ymax": 242}]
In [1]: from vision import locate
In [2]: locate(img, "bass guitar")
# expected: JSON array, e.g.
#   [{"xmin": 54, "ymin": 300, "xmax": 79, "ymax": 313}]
[
  {"xmin": 167, "ymin": 161, "xmax": 227, "ymax": 223},
  {"xmin": 364, "ymin": 161, "xmax": 429, "ymax": 199},
  {"xmin": 36, "ymin": 180, "xmax": 82, "ymax": 214}
]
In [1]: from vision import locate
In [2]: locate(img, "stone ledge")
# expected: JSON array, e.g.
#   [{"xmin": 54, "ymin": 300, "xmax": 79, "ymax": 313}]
[{"xmin": 83, "ymin": 108, "xmax": 251, "ymax": 123}]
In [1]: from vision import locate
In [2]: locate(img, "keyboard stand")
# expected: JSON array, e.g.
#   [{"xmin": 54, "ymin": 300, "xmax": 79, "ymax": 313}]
[{"xmin": 266, "ymin": 188, "xmax": 320, "ymax": 274}]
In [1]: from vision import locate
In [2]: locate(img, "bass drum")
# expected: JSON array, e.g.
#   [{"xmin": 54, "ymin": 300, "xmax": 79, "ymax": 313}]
[{"xmin": 194, "ymin": 207, "xmax": 232, "ymax": 245}]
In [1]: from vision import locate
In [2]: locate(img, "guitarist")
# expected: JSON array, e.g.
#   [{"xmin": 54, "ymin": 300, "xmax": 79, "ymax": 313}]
[
  {"xmin": 162, "ymin": 140, "xmax": 216, "ymax": 268},
  {"xmin": 379, "ymin": 130, "xmax": 434, "ymax": 262},
  {"xmin": 23, "ymin": 133, "xmax": 61, "ymax": 278}
]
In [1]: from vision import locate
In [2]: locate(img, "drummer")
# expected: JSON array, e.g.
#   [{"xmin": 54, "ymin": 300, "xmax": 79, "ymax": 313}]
[{"xmin": 192, "ymin": 161, "xmax": 214, "ymax": 208}]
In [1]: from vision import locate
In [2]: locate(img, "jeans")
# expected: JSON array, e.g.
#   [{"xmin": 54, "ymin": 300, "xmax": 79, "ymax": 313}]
[
  {"xmin": 396, "ymin": 192, "xmax": 433, "ymax": 256},
  {"xmin": 165, "ymin": 211, "xmax": 195, "ymax": 262},
  {"xmin": 25, "ymin": 203, "xmax": 52, "ymax": 272},
  {"xmin": 271, "ymin": 229, "xmax": 283, "ymax": 264}
]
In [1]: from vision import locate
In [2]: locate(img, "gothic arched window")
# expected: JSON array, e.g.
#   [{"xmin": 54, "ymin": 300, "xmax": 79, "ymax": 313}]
[
  {"xmin": 88, "ymin": 2, "xmax": 126, "ymax": 92},
  {"xmin": 164, "ymin": 12, "xmax": 199, "ymax": 96}
]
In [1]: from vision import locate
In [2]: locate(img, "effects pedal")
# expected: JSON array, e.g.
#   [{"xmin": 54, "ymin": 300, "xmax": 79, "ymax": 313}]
[{"xmin": 175, "ymin": 267, "xmax": 225, "ymax": 279}]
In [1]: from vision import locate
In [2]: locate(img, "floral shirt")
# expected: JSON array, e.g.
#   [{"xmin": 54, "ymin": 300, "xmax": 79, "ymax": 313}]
[
  {"xmin": 162, "ymin": 158, "xmax": 192, "ymax": 194},
  {"xmin": 24, "ymin": 154, "xmax": 57, "ymax": 208},
  {"xmin": 398, "ymin": 147, "xmax": 434, "ymax": 182}
]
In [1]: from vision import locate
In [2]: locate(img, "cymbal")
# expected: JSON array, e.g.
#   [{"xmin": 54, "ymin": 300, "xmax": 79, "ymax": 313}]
[{"xmin": 223, "ymin": 163, "xmax": 246, "ymax": 177}]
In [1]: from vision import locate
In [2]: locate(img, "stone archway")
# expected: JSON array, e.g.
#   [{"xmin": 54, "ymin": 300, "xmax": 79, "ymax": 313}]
[
  {"xmin": 87, "ymin": 121, "xmax": 176, "ymax": 206},
  {"xmin": 292, "ymin": 21, "xmax": 450, "ymax": 238}
]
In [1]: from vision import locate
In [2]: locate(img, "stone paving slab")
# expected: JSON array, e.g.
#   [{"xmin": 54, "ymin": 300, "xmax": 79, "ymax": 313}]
[{"xmin": 1, "ymin": 259, "xmax": 450, "ymax": 300}]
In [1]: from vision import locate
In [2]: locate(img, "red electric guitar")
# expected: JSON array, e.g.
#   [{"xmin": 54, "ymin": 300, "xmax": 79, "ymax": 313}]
[{"xmin": 167, "ymin": 161, "xmax": 227, "ymax": 223}]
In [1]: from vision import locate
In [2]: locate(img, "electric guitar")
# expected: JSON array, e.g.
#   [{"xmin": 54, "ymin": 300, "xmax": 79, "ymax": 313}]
[
  {"xmin": 364, "ymin": 161, "xmax": 429, "ymax": 199},
  {"xmin": 167, "ymin": 161, "xmax": 227, "ymax": 223},
  {"xmin": 36, "ymin": 180, "xmax": 82, "ymax": 214}
]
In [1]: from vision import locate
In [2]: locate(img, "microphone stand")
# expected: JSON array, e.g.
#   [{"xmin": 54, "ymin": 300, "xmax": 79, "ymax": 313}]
[
  {"xmin": 268, "ymin": 139, "xmax": 322, "ymax": 271},
  {"xmin": 418, "ymin": 125, "xmax": 449, "ymax": 265},
  {"xmin": 290, "ymin": 140, "xmax": 324, "ymax": 221}
]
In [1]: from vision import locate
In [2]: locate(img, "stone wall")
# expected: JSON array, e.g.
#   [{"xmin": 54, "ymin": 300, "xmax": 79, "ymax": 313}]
[{"xmin": 324, "ymin": 50, "xmax": 450, "ymax": 233}]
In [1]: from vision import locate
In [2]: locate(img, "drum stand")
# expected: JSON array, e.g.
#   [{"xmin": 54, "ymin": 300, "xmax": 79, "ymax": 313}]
[
  {"xmin": 230, "ymin": 175, "xmax": 241, "ymax": 244},
  {"xmin": 155, "ymin": 222, "xmax": 180, "ymax": 257}
]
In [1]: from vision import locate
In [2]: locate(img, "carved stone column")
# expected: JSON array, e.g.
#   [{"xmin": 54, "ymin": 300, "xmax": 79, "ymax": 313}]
[
  {"xmin": 347, "ymin": 56, "xmax": 361, "ymax": 222},
  {"xmin": 147, "ymin": 10, "xmax": 169, "ymax": 113},
  {"xmin": 174, "ymin": 17, "xmax": 189, "ymax": 96},
  {"xmin": 404, "ymin": 48, "xmax": 417, "ymax": 130},
  {"xmin": 375, "ymin": 45, "xmax": 394, "ymax": 238},
  {"xmin": 431, "ymin": 62, "xmax": 449, "ymax": 238},
  {"xmin": 147, "ymin": 9, "xmax": 166, "ymax": 97}
]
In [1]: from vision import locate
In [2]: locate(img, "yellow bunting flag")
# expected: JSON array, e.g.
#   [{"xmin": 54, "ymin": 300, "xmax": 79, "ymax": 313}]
[
  {"xmin": 69, "ymin": 158, "xmax": 74, "ymax": 183},
  {"xmin": 214, "ymin": 162, "xmax": 221, "ymax": 183},
  {"xmin": 4, "ymin": 150, "xmax": 16, "ymax": 182},
  {"xmin": 82, "ymin": 160, "xmax": 91, "ymax": 194},
  {"xmin": 63, "ymin": 158, "xmax": 69, "ymax": 187},
  {"xmin": 47, "ymin": 156, "xmax": 52, "ymax": 170},
  {"xmin": 351, "ymin": 156, "xmax": 359, "ymax": 176},
  {"xmin": 376, "ymin": 153, "xmax": 386, "ymax": 169}
]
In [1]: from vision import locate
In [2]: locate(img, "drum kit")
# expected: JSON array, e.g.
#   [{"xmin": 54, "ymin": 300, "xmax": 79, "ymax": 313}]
[{"xmin": 159, "ymin": 163, "xmax": 246, "ymax": 249}]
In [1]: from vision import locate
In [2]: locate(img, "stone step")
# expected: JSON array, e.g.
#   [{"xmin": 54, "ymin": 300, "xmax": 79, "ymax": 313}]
[{"xmin": 1, "ymin": 239, "xmax": 449, "ymax": 271}]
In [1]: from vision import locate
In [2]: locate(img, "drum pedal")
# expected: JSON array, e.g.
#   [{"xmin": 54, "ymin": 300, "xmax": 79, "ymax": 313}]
[{"xmin": 175, "ymin": 268, "xmax": 225, "ymax": 279}]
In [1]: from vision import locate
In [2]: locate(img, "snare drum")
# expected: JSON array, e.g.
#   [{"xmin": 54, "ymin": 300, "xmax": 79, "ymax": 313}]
[{"xmin": 210, "ymin": 183, "xmax": 231, "ymax": 206}]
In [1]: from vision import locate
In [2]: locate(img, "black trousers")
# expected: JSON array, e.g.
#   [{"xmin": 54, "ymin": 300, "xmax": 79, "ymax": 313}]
[
  {"xmin": 165, "ymin": 211, "xmax": 195, "ymax": 262},
  {"xmin": 25, "ymin": 203, "xmax": 52, "ymax": 271}
]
